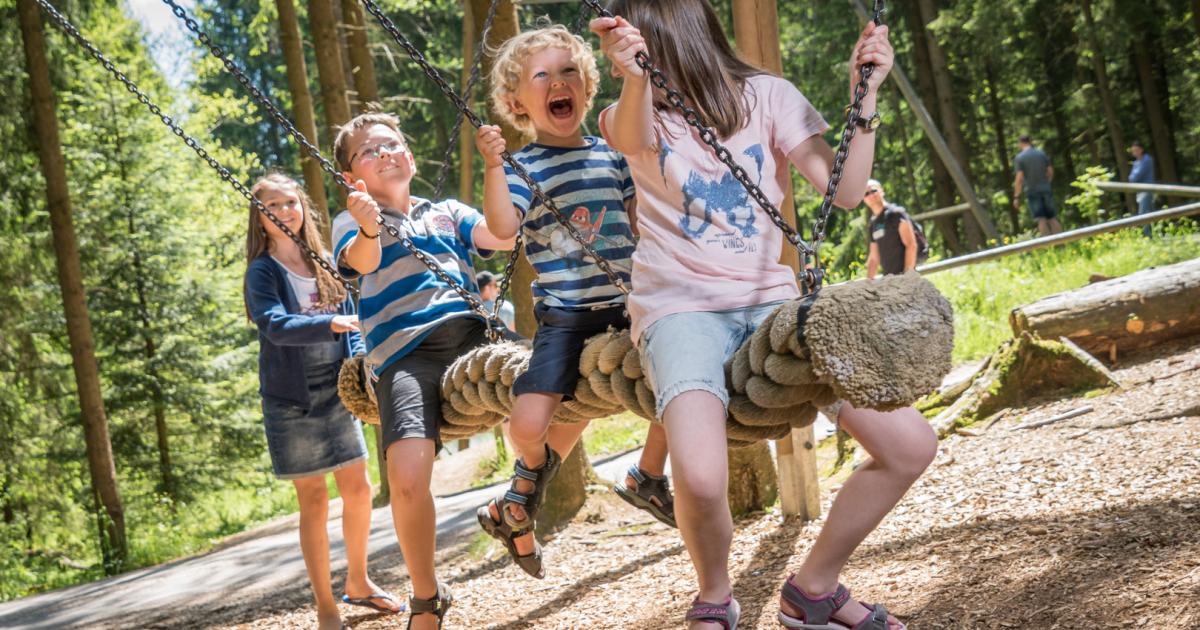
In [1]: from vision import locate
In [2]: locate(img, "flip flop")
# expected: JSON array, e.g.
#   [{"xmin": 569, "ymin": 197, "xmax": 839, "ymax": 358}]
[{"xmin": 341, "ymin": 591, "xmax": 404, "ymax": 614}]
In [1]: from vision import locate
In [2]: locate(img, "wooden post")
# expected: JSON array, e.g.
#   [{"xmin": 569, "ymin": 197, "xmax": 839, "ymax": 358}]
[
  {"xmin": 732, "ymin": 0, "xmax": 819, "ymax": 520},
  {"xmin": 848, "ymin": 0, "xmax": 1000, "ymax": 244}
]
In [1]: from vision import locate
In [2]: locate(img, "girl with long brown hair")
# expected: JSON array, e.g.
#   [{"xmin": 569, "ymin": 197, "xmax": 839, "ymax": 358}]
[
  {"xmin": 244, "ymin": 173, "xmax": 401, "ymax": 629},
  {"xmin": 593, "ymin": 1, "xmax": 932, "ymax": 628}
]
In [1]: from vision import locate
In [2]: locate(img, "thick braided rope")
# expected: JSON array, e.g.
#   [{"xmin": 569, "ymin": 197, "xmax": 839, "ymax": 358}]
[{"xmin": 340, "ymin": 275, "xmax": 954, "ymax": 443}]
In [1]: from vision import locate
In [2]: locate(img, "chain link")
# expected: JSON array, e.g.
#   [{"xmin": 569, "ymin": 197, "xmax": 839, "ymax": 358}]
[
  {"xmin": 359, "ymin": 0, "xmax": 630, "ymax": 298},
  {"xmin": 32, "ymin": 0, "xmax": 359, "ymax": 295},
  {"xmin": 578, "ymin": 0, "xmax": 885, "ymax": 293},
  {"xmin": 159, "ymin": 0, "xmax": 519, "ymax": 332}
]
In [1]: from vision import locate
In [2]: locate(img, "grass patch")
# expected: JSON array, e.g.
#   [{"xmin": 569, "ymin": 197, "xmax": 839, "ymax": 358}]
[
  {"xmin": 582, "ymin": 412, "xmax": 650, "ymax": 457},
  {"xmin": 472, "ymin": 444, "xmax": 515, "ymax": 489},
  {"xmin": 929, "ymin": 229, "xmax": 1200, "ymax": 363}
]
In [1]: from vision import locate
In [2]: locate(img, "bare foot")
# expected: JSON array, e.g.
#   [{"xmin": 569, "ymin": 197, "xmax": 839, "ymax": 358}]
[
  {"xmin": 341, "ymin": 578, "xmax": 401, "ymax": 614},
  {"xmin": 316, "ymin": 608, "xmax": 343, "ymax": 630}
]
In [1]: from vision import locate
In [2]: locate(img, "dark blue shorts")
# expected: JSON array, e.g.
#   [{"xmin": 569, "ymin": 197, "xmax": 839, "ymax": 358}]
[
  {"xmin": 1027, "ymin": 191, "xmax": 1057, "ymax": 220},
  {"xmin": 512, "ymin": 302, "xmax": 629, "ymax": 400}
]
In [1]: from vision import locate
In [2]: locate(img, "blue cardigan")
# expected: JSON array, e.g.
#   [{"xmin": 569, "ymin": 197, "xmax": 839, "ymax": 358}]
[{"xmin": 244, "ymin": 255, "xmax": 365, "ymax": 412}]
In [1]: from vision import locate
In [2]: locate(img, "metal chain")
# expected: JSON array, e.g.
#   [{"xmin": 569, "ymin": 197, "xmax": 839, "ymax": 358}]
[
  {"xmin": 433, "ymin": 0, "xmax": 501, "ymax": 200},
  {"xmin": 578, "ymin": 0, "xmax": 885, "ymax": 293},
  {"xmin": 159, "ymin": 0, "xmax": 514, "ymax": 334},
  {"xmin": 31, "ymin": 0, "xmax": 359, "ymax": 295},
  {"xmin": 358, "ymin": 0, "xmax": 630, "ymax": 297}
]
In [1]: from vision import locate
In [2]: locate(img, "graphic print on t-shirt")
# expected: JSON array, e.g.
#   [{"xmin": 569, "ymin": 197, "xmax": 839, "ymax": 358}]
[
  {"xmin": 660, "ymin": 139, "xmax": 766, "ymax": 254},
  {"xmin": 545, "ymin": 203, "xmax": 632, "ymax": 269}
]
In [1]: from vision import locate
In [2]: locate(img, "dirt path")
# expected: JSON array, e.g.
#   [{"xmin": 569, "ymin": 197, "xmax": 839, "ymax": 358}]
[{"xmin": 4, "ymin": 338, "xmax": 1197, "ymax": 629}]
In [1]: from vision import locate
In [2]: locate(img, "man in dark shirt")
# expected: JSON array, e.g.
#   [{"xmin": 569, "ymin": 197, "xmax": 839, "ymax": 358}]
[
  {"xmin": 1013, "ymin": 135, "xmax": 1062, "ymax": 235},
  {"xmin": 863, "ymin": 179, "xmax": 918, "ymax": 279}
]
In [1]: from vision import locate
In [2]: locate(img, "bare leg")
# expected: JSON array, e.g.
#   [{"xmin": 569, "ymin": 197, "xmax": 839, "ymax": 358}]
[
  {"xmin": 386, "ymin": 438, "xmax": 439, "ymax": 630},
  {"xmin": 332, "ymin": 461, "xmax": 399, "ymax": 612},
  {"xmin": 1037, "ymin": 218, "xmax": 1050, "ymax": 235},
  {"xmin": 489, "ymin": 392, "xmax": 589, "ymax": 556},
  {"xmin": 662, "ymin": 390, "xmax": 731, "ymax": 630},
  {"xmin": 293, "ymin": 476, "xmax": 343, "ymax": 630},
  {"xmin": 1048, "ymin": 217, "xmax": 1063, "ymax": 234},
  {"xmin": 632, "ymin": 422, "xmax": 669, "ymax": 485},
  {"xmin": 782, "ymin": 403, "xmax": 936, "ymax": 629}
]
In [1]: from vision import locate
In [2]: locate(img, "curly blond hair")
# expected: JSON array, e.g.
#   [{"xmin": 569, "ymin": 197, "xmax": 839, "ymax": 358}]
[{"xmin": 489, "ymin": 25, "xmax": 600, "ymax": 135}]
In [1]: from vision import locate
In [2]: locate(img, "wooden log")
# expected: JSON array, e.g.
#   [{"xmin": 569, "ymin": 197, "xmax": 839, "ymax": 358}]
[{"xmin": 1010, "ymin": 257, "xmax": 1200, "ymax": 359}]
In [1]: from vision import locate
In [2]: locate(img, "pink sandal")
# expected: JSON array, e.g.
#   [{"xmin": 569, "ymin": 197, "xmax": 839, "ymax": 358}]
[
  {"xmin": 777, "ymin": 575, "xmax": 904, "ymax": 630},
  {"xmin": 686, "ymin": 595, "xmax": 740, "ymax": 629}
]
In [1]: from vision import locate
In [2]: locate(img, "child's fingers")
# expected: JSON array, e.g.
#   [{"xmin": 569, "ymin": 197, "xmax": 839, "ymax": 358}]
[
  {"xmin": 354, "ymin": 179, "xmax": 368, "ymax": 193},
  {"xmin": 589, "ymin": 16, "xmax": 618, "ymax": 35}
]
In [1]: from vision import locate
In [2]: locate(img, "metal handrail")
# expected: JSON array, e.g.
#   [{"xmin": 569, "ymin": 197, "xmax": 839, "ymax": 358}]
[{"xmin": 917, "ymin": 201, "xmax": 1200, "ymax": 274}]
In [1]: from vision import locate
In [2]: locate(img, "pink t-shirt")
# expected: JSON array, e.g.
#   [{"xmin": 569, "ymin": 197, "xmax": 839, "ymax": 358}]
[{"xmin": 601, "ymin": 74, "xmax": 829, "ymax": 343}]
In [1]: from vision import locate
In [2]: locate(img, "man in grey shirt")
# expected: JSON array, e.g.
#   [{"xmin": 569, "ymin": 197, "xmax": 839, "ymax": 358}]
[{"xmin": 1013, "ymin": 135, "xmax": 1062, "ymax": 235}]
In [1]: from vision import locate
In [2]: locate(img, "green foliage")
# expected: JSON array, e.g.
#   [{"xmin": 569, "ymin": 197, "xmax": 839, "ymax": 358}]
[
  {"xmin": 580, "ymin": 412, "xmax": 650, "ymax": 458},
  {"xmin": 931, "ymin": 229, "xmax": 1200, "ymax": 363},
  {"xmin": 1066, "ymin": 167, "xmax": 1114, "ymax": 224}
]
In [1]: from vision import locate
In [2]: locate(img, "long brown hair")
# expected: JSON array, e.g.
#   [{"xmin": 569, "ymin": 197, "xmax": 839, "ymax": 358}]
[
  {"xmin": 607, "ymin": 0, "xmax": 765, "ymax": 139},
  {"xmin": 245, "ymin": 173, "xmax": 347, "ymax": 312}
]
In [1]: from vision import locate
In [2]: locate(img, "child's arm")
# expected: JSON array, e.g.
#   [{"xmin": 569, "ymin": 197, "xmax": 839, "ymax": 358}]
[
  {"xmin": 592, "ymin": 17, "xmax": 654, "ymax": 155},
  {"xmin": 789, "ymin": 23, "xmax": 892, "ymax": 208},
  {"xmin": 341, "ymin": 180, "xmax": 383, "ymax": 274},
  {"xmin": 475, "ymin": 124, "xmax": 520, "ymax": 245},
  {"xmin": 245, "ymin": 262, "xmax": 340, "ymax": 346}
]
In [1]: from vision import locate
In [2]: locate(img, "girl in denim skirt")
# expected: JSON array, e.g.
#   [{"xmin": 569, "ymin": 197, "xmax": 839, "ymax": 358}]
[
  {"xmin": 244, "ymin": 173, "xmax": 400, "ymax": 630},
  {"xmin": 594, "ymin": 1, "xmax": 936, "ymax": 628}
]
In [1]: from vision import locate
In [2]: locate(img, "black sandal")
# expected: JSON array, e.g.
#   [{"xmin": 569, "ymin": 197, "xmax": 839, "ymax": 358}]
[
  {"xmin": 407, "ymin": 582, "xmax": 452, "ymax": 630},
  {"xmin": 476, "ymin": 502, "xmax": 546, "ymax": 579},
  {"xmin": 613, "ymin": 465, "xmax": 677, "ymax": 528},
  {"xmin": 500, "ymin": 443, "xmax": 562, "ymax": 531}
]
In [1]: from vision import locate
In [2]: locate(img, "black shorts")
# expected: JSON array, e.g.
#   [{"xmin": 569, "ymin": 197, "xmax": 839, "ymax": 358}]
[
  {"xmin": 512, "ymin": 302, "xmax": 629, "ymax": 400},
  {"xmin": 374, "ymin": 316, "xmax": 519, "ymax": 455}
]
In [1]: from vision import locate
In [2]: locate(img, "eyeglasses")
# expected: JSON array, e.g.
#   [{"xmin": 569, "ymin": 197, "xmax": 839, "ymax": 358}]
[
  {"xmin": 350, "ymin": 142, "xmax": 407, "ymax": 167},
  {"xmin": 865, "ymin": 188, "xmax": 881, "ymax": 195}
]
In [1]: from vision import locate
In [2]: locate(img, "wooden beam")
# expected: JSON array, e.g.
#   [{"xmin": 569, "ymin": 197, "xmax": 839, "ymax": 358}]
[
  {"xmin": 911, "ymin": 202, "xmax": 970, "ymax": 221},
  {"xmin": 848, "ymin": 0, "xmax": 1000, "ymax": 243},
  {"xmin": 732, "ymin": 0, "xmax": 821, "ymax": 521}
]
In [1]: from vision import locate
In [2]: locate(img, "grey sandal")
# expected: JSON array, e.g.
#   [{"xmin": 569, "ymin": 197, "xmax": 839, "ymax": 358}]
[
  {"xmin": 613, "ymin": 465, "xmax": 676, "ymax": 528},
  {"xmin": 407, "ymin": 582, "xmax": 452, "ymax": 630},
  {"xmin": 777, "ymin": 576, "xmax": 903, "ymax": 630},
  {"xmin": 685, "ymin": 595, "xmax": 740, "ymax": 629}
]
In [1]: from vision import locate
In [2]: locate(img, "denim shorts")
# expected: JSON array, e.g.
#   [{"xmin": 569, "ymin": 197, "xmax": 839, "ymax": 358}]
[
  {"xmin": 512, "ymin": 302, "xmax": 629, "ymax": 399},
  {"xmin": 1026, "ymin": 191, "xmax": 1057, "ymax": 220},
  {"xmin": 262, "ymin": 380, "xmax": 368, "ymax": 480},
  {"xmin": 640, "ymin": 301, "xmax": 845, "ymax": 423}
]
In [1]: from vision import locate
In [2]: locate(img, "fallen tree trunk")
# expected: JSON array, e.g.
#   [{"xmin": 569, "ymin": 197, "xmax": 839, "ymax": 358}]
[
  {"xmin": 1010, "ymin": 258, "xmax": 1200, "ymax": 361},
  {"xmin": 930, "ymin": 334, "xmax": 1121, "ymax": 436}
]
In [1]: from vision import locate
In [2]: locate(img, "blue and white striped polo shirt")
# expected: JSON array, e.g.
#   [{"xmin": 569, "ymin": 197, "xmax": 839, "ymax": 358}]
[
  {"xmin": 506, "ymin": 136, "xmax": 636, "ymax": 308},
  {"xmin": 333, "ymin": 197, "xmax": 489, "ymax": 376}
]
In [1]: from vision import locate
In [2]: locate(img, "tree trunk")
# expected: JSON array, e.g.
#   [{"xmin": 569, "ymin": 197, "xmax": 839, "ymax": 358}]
[
  {"xmin": 890, "ymin": 88, "xmax": 925, "ymax": 213},
  {"xmin": 905, "ymin": 3, "xmax": 964, "ymax": 254},
  {"xmin": 1130, "ymin": 17, "xmax": 1180, "ymax": 188},
  {"xmin": 19, "ymin": 0, "xmax": 127, "ymax": 571},
  {"xmin": 1010, "ymin": 257, "xmax": 1200, "ymax": 360},
  {"xmin": 458, "ymin": 0, "xmax": 477, "ymax": 204},
  {"xmin": 1033, "ymin": 5, "xmax": 1077, "ymax": 189},
  {"xmin": 276, "ymin": 0, "xmax": 330, "ymax": 229},
  {"xmin": 309, "ymin": 0, "xmax": 352, "ymax": 136},
  {"xmin": 726, "ymin": 441, "xmax": 778, "ymax": 517},
  {"xmin": 982, "ymin": 58, "xmax": 1020, "ymax": 232},
  {"xmin": 1080, "ymin": 0, "xmax": 1134, "ymax": 214},
  {"xmin": 340, "ymin": 0, "xmax": 379, "ymax": 110},
  {"xmin": 915, "ymin": 0, "xmax": 983, "ymax": 249},
  {"xmin": 1193, "ymin": 0, "xmax": 1200, "ymax": 43}
]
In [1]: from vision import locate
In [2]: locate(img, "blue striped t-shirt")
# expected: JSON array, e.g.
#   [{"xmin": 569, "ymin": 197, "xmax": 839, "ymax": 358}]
[
  {"xmin": 506, "ymin": 136, "xmax": 636, "ymax": 308},
  {"xmin": 332, "ymin": 197, "xmax": 489, "ymax": 376}
]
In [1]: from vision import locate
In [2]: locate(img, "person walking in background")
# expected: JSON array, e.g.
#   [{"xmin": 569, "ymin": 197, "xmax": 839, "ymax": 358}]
[
  {"xmin": 1129, "ymin": 140, "xmax": 1157, "ymax": 237},
  {"xmin": 476, "ymin": 270, "xmax": 516, "ymax": 331},
  {"xmin": 1013, "ymin": 135, "xmax": 1062, "ymax": 236},
  {"xmin": 862, "ymin": 179, "xmax": 920, "ymax": 279}
]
